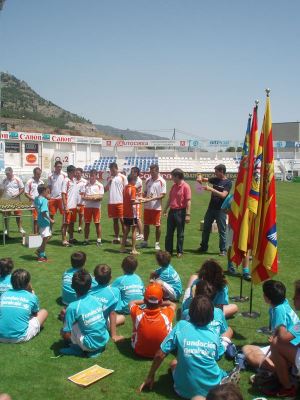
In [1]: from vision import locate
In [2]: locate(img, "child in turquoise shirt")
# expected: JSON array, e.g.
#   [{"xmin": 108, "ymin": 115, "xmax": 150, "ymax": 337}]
[
  {"xmin": 150, "ymin": 250, "xmax": 182, "ymax": 301},
  {"xmin": 112, "ymin": 256, "xmax": 144, "ymax": 314},
  {"xmin": 0, "ymin": 269, "xmax": 48, "ymax": 343},
  {"xmin": 140, "ymin": 295, "xmax": 227, "ymax": 398},
  {"xmin": 61, "ymin": 269, "xmax": 109, "ymax": 357},
  {"xmin": 0, "ymin": 258, "xmax": 13, "ymax": 297}
]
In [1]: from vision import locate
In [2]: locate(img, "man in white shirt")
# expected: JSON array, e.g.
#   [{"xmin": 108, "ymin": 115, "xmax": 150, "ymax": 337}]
[
  {"xmin": 80, "ymin": 169, "xmax": 104, "ymax": 246},
  {"xmin": 48, "ymin": 160, "xmax": 66, "ymax": 229},
  {"xmin": 104, "ymin": 162, "xmax": 128, "ymax": 244},
  {"xmin": 24, "ymin": 167, "xmax": 44, "ymax": 234},
  {"xmin": 140, "ymin": 164, "xmax": 166, "ymax": 250},
  {"xmin": 131, "ymin": 166, "xmax": 144, "ymax": 241},
  {"xmin": 75, "ymin": 167, "xmax": 87, "ymax": 234},
  {"xmin": 2, "ymin": 167, "xmax": 25, "ymax": 235},
  {"xmin": 61, "ymin": 165, "xmax": 78, "ymax": 246}
]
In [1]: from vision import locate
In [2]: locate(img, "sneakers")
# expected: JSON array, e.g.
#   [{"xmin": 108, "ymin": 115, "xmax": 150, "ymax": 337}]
[
  {"xmin": 37, "ymin": 257, "xmax": 47, "ymax": 263},
  {"xmin": 83, "ymin": 240, "xmax": 90, "ymax": 246},
  {"xmin": 136, "ymin": 234, "xmax": 144, "ymax": 241},
  {"xmin": 155, "ymin": 242, "xmax": 160, "ymax": 251},
  {"xmin": 96, "ymin": 240, "xmax": 102, "ymax": 247},
  {"xmin": 112, "ymin": 238, "xmax": 121, "ymax": 244},
  {"xmin": 138, "ymin": 241, "xmax": 148, "ymax": 248},
  {"xmin": 225, "ymin": 342, "xmax": 238, "ymax": 359},
  {"xmin": 69, "ymin": 238, "xmax": 79, "ymax": 245},
  {"xmin": 243, "ymin": 272, "xmax": 252, "ymax": 281},
  {"xmin": 219, "ymin": 250, "xmax": 227, "ymax": 256},
  {"xmin": 3, "ymin": 229, "xmax": 8, "ymax": 235},
  {"xmin": 77, "ymin": 227, "xmax": 82, "ymax": 233},
  {"xmin": 227, "ymin": 264, "xmax": 239, "ymax": 276},
  {"xmin": 176, "ymin": 253, "xmax": 183, "ymax": 258},
  {"xmin": 62, "ymin": 241, "xmax": 72, "ymax": 247},
  {"xmin": 197, "ymin": 246, "xmax": 207, "ymax": 253},
  {"xmin": 19, "ymin": 228, "xmax": 26, "ymax": 234}
]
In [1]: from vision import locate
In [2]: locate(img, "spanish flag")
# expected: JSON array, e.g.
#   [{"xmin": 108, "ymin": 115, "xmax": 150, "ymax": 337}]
[
  {"xmin": 251, "ymin": 93, "xmax": 278, "ymax": 283},
  {"xmin": 230, "ymin": 107, "xmax": 256, "ymax": 265}
]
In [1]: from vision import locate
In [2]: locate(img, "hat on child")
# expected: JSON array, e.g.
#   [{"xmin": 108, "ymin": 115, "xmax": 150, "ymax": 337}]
[{"xmin": 144, "ymin": 283, "xmax": 163, "ymax": 304}]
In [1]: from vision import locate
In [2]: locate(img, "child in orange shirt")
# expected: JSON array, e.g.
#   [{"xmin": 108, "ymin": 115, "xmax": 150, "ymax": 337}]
[
  {"xmin": 129, "ymin": 282, "xmax": 176, "ymax": 358},
  {"xmin": 121, "ymin": 174, "xmax": 140, "ymax": 255}
]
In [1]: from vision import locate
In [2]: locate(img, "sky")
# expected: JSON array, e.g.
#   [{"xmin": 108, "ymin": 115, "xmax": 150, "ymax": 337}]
[{"xmin": 1, "ymin": 0, "xmax": 300, "ymax": 140}]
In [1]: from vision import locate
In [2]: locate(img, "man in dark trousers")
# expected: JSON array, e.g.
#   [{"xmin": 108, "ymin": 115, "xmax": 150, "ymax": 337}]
[
  {"xmin": 197, "ymin": 164, "xmax": 232, "ymax": 256},
  {"xmin": 163, "ymin": 169, "xmax": 191, "ymax": 258}
]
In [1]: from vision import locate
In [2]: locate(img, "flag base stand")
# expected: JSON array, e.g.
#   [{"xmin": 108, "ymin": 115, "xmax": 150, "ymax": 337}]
[
  {"xmin": 241, "ymin": 311, "xmax": 260, "ymax": 319},
  {"xmin": 241, "ymin": 282, "xmax": 260, "ymax": 319},
  {"xmin": 230, "ymin": 274, "xmax": 249, "ymax": 303}
]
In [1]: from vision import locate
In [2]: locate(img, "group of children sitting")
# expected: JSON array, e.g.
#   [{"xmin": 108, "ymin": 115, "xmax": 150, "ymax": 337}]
[{"xmin": 0, "ymin": 253, "xmax": 300, "ymax": 399}]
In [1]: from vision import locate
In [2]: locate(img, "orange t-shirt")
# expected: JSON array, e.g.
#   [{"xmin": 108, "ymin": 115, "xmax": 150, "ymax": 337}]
[
  {"xmin": 123, "ymin": 184, "xmax": 137, "ymax": 218},
  {"xmin": 130, "ymin": 304, "xmax": 175, "ymax": 358}
]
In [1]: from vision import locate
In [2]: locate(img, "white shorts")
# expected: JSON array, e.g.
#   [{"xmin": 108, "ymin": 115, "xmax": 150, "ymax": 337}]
[
  {"xmin": 39, "ymin": 226, "xmax": 52, "ymax": 238},
  {"xmin": 295, "ymin": 348, "xmax": 300, "ymax": 371},
  {"xmin": 70, "ymin": 323, "xmax": 90, "ymax": 352},
  {"xmin": 0, "ymin": 317, "xmax": 40, "ymax": 343},
  {"xmin": 226, "ymin": 225, "xmax": 233, "ymax": 250}
]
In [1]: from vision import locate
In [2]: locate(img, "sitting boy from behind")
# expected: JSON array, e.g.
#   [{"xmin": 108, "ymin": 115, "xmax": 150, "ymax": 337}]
[
  {"xmin": 0, "ymin": 269, "xmax": 48, "ymax": 343},
  {"xmin": 61, "ymin": 269, "xmax": 109, "ymax": 357},
  {"xmin": 265, "ymin": 280, "xmax": 300, "ymax": 398},
  {"xmin": 91, "ymin": 264, "xmax": 125, "ymax": 333},
  {"xmin": 243, "ymin": 279, "xmax": 299, "ymax": 371},
  {"xmin": 150, "ymin": 250, "xmax": 182, "ymax": 301},
  {"xmin": 0, "ymin": 258, "xmax": 14, "ymax": 297},
  {"xmin": 111, "ymin": 256, "xmax": 144, "ymax": 341},
  {"xmin": 129, "ymin": 282, "xmax": 176, "ymax": 358},
  {"xmin": 62, "ymin": 251, "xmax": 96, "ymax": 306},
  {"xmin": 182, "ymin": 280, "xmax": 234, "ymax": 359}
]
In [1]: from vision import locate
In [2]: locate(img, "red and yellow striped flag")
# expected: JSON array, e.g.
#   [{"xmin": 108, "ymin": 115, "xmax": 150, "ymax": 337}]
[
  {"xmin": 230, "ymin": 107, "xmax": 256, "ymax": 265},
  {"xmin": 251, "ymin": 93, "xmax": 278, "ymax": 283}
]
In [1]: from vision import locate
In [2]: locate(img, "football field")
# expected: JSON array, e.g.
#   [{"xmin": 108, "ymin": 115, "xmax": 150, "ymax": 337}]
[{"xmin": 0, "ymin": 181, "xmax": 299, "ymax": 400}]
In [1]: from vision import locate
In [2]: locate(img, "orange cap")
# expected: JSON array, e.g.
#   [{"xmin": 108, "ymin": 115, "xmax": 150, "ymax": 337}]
[{"xmin": 144, "ymin": 283, "xmax": 163, "ymax": 304}]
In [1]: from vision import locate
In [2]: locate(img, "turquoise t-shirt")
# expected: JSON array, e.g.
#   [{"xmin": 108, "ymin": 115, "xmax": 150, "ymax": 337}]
[
  {"xmin": 0, "ymin": 274, "xmax": 12, "ymax": 297},
  {"xmin": 0, "ymin": 289, "xmax": 39, "ymax": 340},
  {"xmin": 90, "ymin": 284, "xmax": 120, "ymax": 320},
  {"xmin": 182, "ymin": 280, "xmax": 229, "ymax": 314},
  {"xmin": 270, "ymin": 299, "xmax": 299, "ymax": 332},
  {"xmin": 112, "ymin": 274, "xmax": 144, "ymax": 314},
  {"xmin": 63, "ymin": 294, "xmax": 109, "ymax": 351},
  {"xmin": 62, "ymin": 267, "xmax": 97, "ymax": 305},
  {"xmin": 181, "ymin": 307, "xmax": 228, "ymax": 357},
  {"xmin": 155, "ymin": 264, "xmax": 183, "ymax": 300},
  {"xmin": 34, "ymin": 195, "xmax": 50, "ymax": 228},
  {"xmin": 161, "ymin": 320, "xmax": 227, "ymax": 398},
  {"xmin": 289, "ymin": 321, "xmax": 300, "ymax": 346}
]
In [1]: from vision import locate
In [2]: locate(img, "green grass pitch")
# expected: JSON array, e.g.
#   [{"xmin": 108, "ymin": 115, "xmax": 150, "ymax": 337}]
[{"xmin": 0, "ymin": 181, "xmax": 299, "ymax": 400}]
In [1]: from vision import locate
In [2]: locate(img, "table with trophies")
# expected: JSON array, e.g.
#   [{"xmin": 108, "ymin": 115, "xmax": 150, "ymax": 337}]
[{"xmin": 0, "ymin": 200, "xmax": 35, "ymax": 245}]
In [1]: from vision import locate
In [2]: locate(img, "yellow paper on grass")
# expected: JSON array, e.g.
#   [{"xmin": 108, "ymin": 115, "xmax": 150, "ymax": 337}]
[{"xmin": 68, "ymin": 365, "xmax": 114, "ymax": 387}]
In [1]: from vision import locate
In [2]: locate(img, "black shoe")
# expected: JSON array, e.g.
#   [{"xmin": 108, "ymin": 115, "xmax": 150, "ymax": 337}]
[
  {"xmin": 83, "ymin": 240, "xmax": 90, "ymax": 246},
  {"xmin": 197, "ymin": 247, "xmax": 207, "ymax": 253}
]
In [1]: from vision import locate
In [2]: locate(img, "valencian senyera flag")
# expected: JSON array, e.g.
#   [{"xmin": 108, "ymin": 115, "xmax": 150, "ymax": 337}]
[
  {"xmin": 230, "ymin": 106, "xmax": 256, "ymax": 266},
  {"xmin": 252, "ymin": 93, "xmax": 278, "ymax": 283}
]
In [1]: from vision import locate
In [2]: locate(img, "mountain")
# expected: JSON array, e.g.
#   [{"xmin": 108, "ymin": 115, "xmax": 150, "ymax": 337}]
[
  {"xmin": 0, "ymin": 72, "xmax": 101, "ymax": 136},
  {"xmin": 95, "ymin": 124, "xmax": 168, "ymax": 140},
  {"xmin": 0, "ymin": 72, "xmax": 168, "ymax": 140}
]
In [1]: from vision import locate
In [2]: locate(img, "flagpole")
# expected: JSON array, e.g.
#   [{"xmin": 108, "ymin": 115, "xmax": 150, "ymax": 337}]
[
  {"xmin": 230, "ymin": 274, "xmax": 249, "ymax": 303},
  {"xmin": 241, "ymin": 281, "xmax": 260, "ymax": 318}
]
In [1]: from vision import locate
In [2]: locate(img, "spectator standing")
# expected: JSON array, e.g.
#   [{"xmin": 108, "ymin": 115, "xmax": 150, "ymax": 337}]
[
  {"xmin": 105, "ymin": 162, "xmax": 127, "ymax": 244},
  {"xmin": 163, "ymin": 169, "xmax": 191, "ymax": 258},
  {"xmin": 197, "ymin": 164, "xmax": 232, "ymax": 256},
  {"xmin": 2, "ymin": 167, "xmax": 25, "ymax": 235},
  {"xmin": 48, "ymin": 160, "xmax": 66, "ymax": 229},
  {"xmin": 24, "ymin": 167, "xmax": 44, "ymax": 234},
  {"xmin": 75, "ymin": 167, "xmax": 87, "ymax": 234},
  {"xmin": 140, "ymin": 164, "xmax": 166, "ymax": 251}
]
